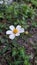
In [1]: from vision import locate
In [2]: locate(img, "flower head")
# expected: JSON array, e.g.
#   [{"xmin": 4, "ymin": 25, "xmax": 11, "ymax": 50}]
[
  {"xmin": 0, "ymin": 1, "xmax": 3, "ymax": 4},
  {"xmin": 6, "ymin": 25, "xmax": 24, "ymax": 40}
]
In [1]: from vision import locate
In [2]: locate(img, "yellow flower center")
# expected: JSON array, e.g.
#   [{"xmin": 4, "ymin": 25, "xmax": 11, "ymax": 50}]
[{"xmin": 13, "ymin": 29, "xmax": 18, "ymax": 34}]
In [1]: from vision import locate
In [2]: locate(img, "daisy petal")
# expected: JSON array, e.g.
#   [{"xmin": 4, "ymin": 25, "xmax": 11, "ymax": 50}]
[
  {"xmin": 20, "ymin": 28, "xmax": 24, "ymax": 33},
  {"xmin": 9, "ymin": 25, "xmax": 15, "ymax": 31},
  {"xmin": 6, "ymin": 30, "xmax": 12, "ymax": 34},
  {"xmin": 16, "ymin": 25, "xmax": 21, "ymax": 30},
  {"xmin": 9, "ymin": 34, "xmax": 15, "ymax": 40},
  {"xmin": 15, "ymin": 33, "xmax": 20, "ymax": 36}
]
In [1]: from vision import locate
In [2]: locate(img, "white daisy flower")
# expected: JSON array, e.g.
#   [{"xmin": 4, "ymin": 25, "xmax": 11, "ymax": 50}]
[
  {"xmin": 0, "ymin": 1, "xmax": 3, "ymax": 4},
  {"xmin": 6, "ymin": 25, "xmax": 24, "ymax": 40}
]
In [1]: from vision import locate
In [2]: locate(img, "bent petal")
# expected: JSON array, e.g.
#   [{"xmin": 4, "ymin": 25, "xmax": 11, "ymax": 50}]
[
  {"xmin": 16, "ymin": 25, "xmax": 21, "ymax": 30},
  {"xmin": 9, "ymin": 34, "xmax": 15, "ymax": 40},
  {"xmin": 9, "ymin": 25, "xmax": 15, "ymax": 31},
  {"xmin": 20, "ymin": 28, "xmax": 24, "ymax": 33},
  {"xmin": 6, "ymin": 30, "xmax": 12, "ymax": 34}
]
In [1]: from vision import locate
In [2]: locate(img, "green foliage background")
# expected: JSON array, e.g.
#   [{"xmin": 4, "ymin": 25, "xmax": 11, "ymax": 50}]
[{"xmin": 0, "ymin": 0, "xmax": 37, "ymax": 65}]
